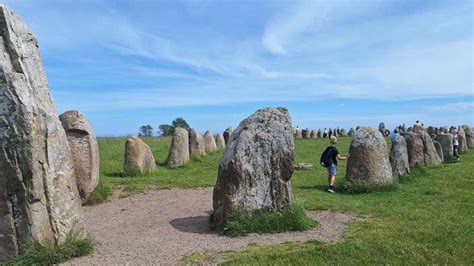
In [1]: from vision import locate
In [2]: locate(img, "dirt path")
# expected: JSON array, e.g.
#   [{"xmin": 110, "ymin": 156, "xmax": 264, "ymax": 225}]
[{"xmin": 69, "ymin": 188, "xmax": 354, "ymax": 265}]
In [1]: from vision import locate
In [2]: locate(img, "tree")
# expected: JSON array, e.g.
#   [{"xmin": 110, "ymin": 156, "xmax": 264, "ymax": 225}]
[
  {"xmin": 159, "ymin": 124, "xmax": 173, "ymax": 136},
  {"xmin": 172, "ymin": 117, "xmax": 191, "ymax": 132},
  {"xmin": 138, "ymin": 125, "xmax": 153, "ymax": 137}
]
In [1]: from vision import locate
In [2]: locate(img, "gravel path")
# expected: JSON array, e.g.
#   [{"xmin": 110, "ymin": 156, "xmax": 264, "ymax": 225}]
[{"xmin": 69, "ymin": 188, "xmax": 354, "ymax": 265}]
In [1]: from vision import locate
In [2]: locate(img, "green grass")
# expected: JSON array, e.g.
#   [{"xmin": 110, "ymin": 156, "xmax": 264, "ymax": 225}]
[
  {"xmin": 92, "ymin": 136, "xmax": 473, "ymax": 264},
  {"xmin": 5, "ymin": 230, "xmax": 93, "ymax": 265},
  {"xmin": 213, "ymin": 203, "xmax": 317, "ymax": 237}
]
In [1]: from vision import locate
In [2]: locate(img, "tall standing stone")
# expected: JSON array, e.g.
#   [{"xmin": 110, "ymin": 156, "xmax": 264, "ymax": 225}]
[
  {"xmin": 215, "ymin": 133, "xmax": 226, "ymax": 150},
  {"xmin": 294, "ymin": 130, "xmax": 302, "ymax": 139},
  {"xmin": 203, "ymin": 130, "xmax": 217, "ymax": 154},
  {"xmin": 302, "ymin": 129, "xmax": 310, "ymax": 139},
  {"xmin": 223, "ymin": 127, "xmax": 232, "ymax": 145},
  {"xmin": 389, "ymin": 135, "xmax": 410, "ymax": 178},
  {"xmin": 189, "ymin": 128, "xmax": 206, "ymax": 156},
  {"xmin": 0, "ymin": 6, "xmax": 80, "ymax": 260},
  {"xmin": 457, "ymin": 127, "xmax": 468, "ymax": 153},
  {"xmin": 340, "ymin": 128, "xmax": 347, "ymax": 137},
  {"xmin": 124, "ymin": 137, "xmax": 157, "ymax": 175},
  {"xmin": 402, "ymin": 132, "xmax": 424, "ymax": 167},
  {"xmin": 420, "ymin": 131, "xmax": 442, "ymax": 166},
  {"xmin": 213, "ymin": 108, "xmax": 294, "ymax": 226},
  {"xmin": 436, "ymin": 133, "xmax": 454, "ymax": 160},
  {"xmin": 433, "ymin": 141, "xmax": 444, "ymax": 162},
  {"xmin": 59, "ymin": 110, "xmax": 100, "ymax": 204},
  {"xmin": 167, "ymin": 128, "xmax": 190, "ymax": 168},
  {"xmin": 462, "ymin": 125, "xmax": 473, "ymax": 148},
  {"xmin": 345, "ymin": 127, "xmax": 393, "ymax": 188},
  {"xmin": 348, "ymin": 128, "xmax": 355, "ymax": 137}
]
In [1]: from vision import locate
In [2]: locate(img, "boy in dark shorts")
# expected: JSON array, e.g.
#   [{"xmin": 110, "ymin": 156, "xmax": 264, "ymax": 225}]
[{"xmin": 322, "ymin": 136, "xmax": 348, "ymax": 193}]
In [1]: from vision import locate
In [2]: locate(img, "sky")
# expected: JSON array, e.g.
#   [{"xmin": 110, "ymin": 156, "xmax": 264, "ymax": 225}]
[{"xmin": 3, "ymin": 0, "xmax": 473, "ymax": 136}]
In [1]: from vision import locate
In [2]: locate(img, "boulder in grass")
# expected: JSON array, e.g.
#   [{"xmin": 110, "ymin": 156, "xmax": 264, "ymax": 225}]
[
  {"xmin": 203, "ymin": 130, "xmax": 217, "ymax": 154},
  {"xmin": 457, "ymin": 127, "xmax": 468, "ymax": 153},
  {"xmin": 402, "ymin": 132, "xmax": 424, "ymax": 167},
  {"xmin": 302, "ymin": 129, "xmax": 310, "ymax": 139},
  {"xmin": 215, "ymin": 133, "xmax": 226, "ymax": 150},
  {"xmin": 345, "ymin": 127, "xmax": 393, "ymax": 189},
  {"xmin": 420, "ymin": 131, "xmax": 442, "ymax": 166},
  {"xmin": 389, "ymin": 135, "xmax": 410, "ymax": 178},
  {"xmin": 59, "ymin": 110, "xmax": 100, "ymax": 204},
  {"xmin": 436, "ymin": 133, "xmax": 454, "ymax": 160},
  {"xmin": 310, "ymin": 130, "xmax": 316, "ymax": 139},
  {"xmin": 124, "ymin": 137, "xmax": 157, "ymax": 175},
  {"xmin": 223, "ymin": 127, "xmax": 233, "ymax": 145},
  {"xmin": 189, "ymin": 128, "xmax": 206, "ymax": 156},
  {"xmin": 317, "ymin": 129, "xmax": 322, "ymax": 138},
  {"xmin": 340, "ymin": 128, "xmax": 347, "ymax": 137},
  {"xmin": 461, "ymin": 125, "xmax": 473, "ymax": 148},
  {"xmin": 0, "ymin": 6, "xmax": 81, "ymax": 260},
  {"xmin": 295, "ymin": 130, "xmax": 302, "ymax": 139},
  {"xmin": 167, "ymin": 128, "xmax": 190, "ymax": 168},
  {"xmin": 213, "ymin": 107, "xmax": 294, "ymax": 226},
  {"xmin": 295, "ymin": 162, "xmax": 313, "ymax": 170}
]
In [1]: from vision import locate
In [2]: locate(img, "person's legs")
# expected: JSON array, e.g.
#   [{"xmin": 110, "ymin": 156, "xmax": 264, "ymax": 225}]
[{"xmin": 328, "ymin": 164, "xmax": 337, "ymax": 193}]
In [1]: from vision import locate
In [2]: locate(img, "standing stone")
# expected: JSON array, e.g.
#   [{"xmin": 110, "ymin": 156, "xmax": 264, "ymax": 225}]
[
  {"xmin": 420, "ymin": 131, "xmax": 442, "ymax": 166},
  {"xmin": 436, "ymin": 133, "xmax": 454, "ymax": 160},
  {"xmin": 0, "ymin": 6, "xmax": 81, "ymax": 260},
  {"xmin": 317, "ymin": 129, "xmax": 322, "ymax": 138},
  {"xmin": 345, "ymin": 127, "xmax": 393, "ymax": 187},
  {"xmin": 167, "ymin": 128, "xmax": 190, "ymax": 168},
  {"xmin": 215, "ymin": 133, "xmax": 226, "ymax": 150},
  {"xmin": 124, "ymin": 137, "xmax": 157, "ymax": 175},
  {"xmin": 402, "ymin": 132, "xmax": 424, "ymax": 167},
  {"xmin": 59, "ymin": 110, "xmax": 100, "ymax": 204},
  {"xmin": 310, "ymin": 130, "xmax": 316, "ymax": 138},
  {"xmin": 348, "ymin": 128, "xmax": 355, "ymax": 137},
  {"xmin": 223, "ymin": 127, "xmax": 233, "ymax": 145},
  {"xmin": 203, "ymin": 130, "xmax": 217, "ymax": 154},
  {"xmin": 340, "ymin": 128, "xmax": 347, "ymax": 137},
  {"xmin": 390, "ymin": 135, "xmax": 410, "ymax": 178},
  {"xmin": 213, "ymin": 107, "xmax": 294, "ymax": 226},
  {"xmin": 462, "ymin": 125, "xmax": 473, "ymax": 148},
  {"xmin": 457, "ymin": 127, "xmax": 468, "ymax": 153},
  {"xmin": 427, "ymin": 126, "xmax": 435, "ymax": 136},
  {"xmin": 413, "ymin": 124, "xmax": 423, "ymax": 133},
  {"xmin": 433, "ymin": 141, "xmax": 444, "ymax": 162},
  {"xmin": 189, "ymin": 128, "xmax": 206, "ymax": 156},
  {"xmin": 440, "ymin": 126, "xmax": 449, "ymax": 134},
  {"xmin": 294, "ymin": 130, "xmax": 302, "ymax": 139},
  {"xmin": 302, "ymin": 129, "xmax": 310, "ymax": 139}
]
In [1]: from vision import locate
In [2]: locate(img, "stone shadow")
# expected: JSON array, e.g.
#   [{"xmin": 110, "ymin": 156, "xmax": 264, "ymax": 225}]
[{"xmin": 170, "ymin": 215, "xmax": 216, "ymax": 235}]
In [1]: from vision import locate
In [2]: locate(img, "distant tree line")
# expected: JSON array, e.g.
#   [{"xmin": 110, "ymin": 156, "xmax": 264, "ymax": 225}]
[{"xmin": 138, "ymin": 117, "xmax": 191, "ymax": 137}]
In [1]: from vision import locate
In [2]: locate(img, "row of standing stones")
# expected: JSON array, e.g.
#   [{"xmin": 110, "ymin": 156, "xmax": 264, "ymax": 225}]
[
  {"xmin": 0, "ymin": 6, "xmax": 100, "ymax": 261},
  {"xmin": 123, "ymin": 127, "xmax": 233, "ymax": 175},
  {"xmin": 294, "ymin": 128, "xmax": 349, "ymax": 139}
]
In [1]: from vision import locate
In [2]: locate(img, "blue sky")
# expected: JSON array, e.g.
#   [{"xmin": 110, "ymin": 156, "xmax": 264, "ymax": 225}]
[{"xmin": 4, "ymin": 0, "xmax": 473, "ymax": 136}]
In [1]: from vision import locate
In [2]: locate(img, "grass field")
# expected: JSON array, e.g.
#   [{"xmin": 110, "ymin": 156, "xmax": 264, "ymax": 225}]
[{"xmin": 95, "ymin": 136, "xmax": 473, "ymax": 264}]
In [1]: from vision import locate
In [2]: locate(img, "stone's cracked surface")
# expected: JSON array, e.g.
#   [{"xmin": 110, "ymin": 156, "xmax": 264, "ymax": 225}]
[
  {"xmin": 0, "ymin": 5, "xmax": 80, "ymax": 261},
  {"xmin": 213, "ymin": 107, "xmax": 294, "ymax": 226},
  {"xmin": 60, "ymin": 110, "xmax": 100, "ymax": 204}
]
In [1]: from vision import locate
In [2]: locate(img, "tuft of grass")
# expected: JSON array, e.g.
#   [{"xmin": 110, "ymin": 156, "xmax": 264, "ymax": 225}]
[
  {"xmin": 213, "ymin": 203, "xmax": 317, "ymax": 237},
  {"xmin": 6, "ymin": 229, "xmax": 93, "ymax": 265},
  {"xmin": 443, "ymin": 154, "xmax": 459, "ymax": 164},
  {"xmin": 84, "ymin": 178, "xmax": 113, "ymax": 205}
]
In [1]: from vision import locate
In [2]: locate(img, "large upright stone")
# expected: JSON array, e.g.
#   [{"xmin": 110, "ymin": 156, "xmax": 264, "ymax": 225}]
[
  {"xmin": 348, "ymin": 128, "xmax": 355, "ymax": 137},
  {"xmin": 433, "ymin": 141, "xmax": 444, "ymax": 162},
  {"xmin": 167, "ymin": 128, "xmax": 190, "ymax": 168},
  {"xmin": 203, "ymin": 130, "xmax": 217, "ymax": 154},
  {"xmin": 0, "ymin": 6, "xmax": 80, "ymax": 260},
  {"xmin": 124, "ymin": 137, "xmax": 157, "ymax": 175},
  {"xmin": 403, "ymin": 132, "xmax": 424, "ymax": 167},
  {"xmin": 223, "ymin": 127, "xmax": 233, "ymax": 145},
  {"xmin": 436, "ymin": 133, "xmax": 454, "ymax": 160},
  {"xmin": 213, "ymin": 108, "xmax": 294, "ymax": 226},
  {"xmin": 340, "ymin": 128, "xmax": 347, "ymax": 137},
  {"xmin": 420, "ymin": 131, "xmax": 442, "ymax": 166},
  {"xmin": 345, "ymin": 127, "xmax": 393, "ymax": 187},
  {"xmin": 215, "ymin": 133, "xmax": 226, "ymax": 150},
  {"xmin": 389, "ymin": 135, "xmax": 410, "ymax": 178},
  {"xmin": 302, "ymin": 129, "xmax": 310, "ymax": 139},
  {"xmin": 189, "ymin": 128, "xmax": 206, "ymax": 156},
  {"xmin": 457, "ymin": 127, "xmax": 468, "ymax": 153},
  {"xmin": 59, "ymin": 110, "xmax": 100, "ymax": 204},
  {"xmin": 413, "ymin": 124, "xmax": 423, "ymax": 133},
  {"xmin": 294, "ymin": 130, "xmax": 302, "ymax": 139},
  {"xmin": 462, "ymin": 125, "xmax": 473, "ymax": 148}
]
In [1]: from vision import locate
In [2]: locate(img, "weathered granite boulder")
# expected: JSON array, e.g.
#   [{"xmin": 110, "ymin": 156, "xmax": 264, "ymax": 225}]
[
  {"xmin": 223, "ymin": 127, "xmax": 233, "ymax": 145},
  {"xmin": 0, "ymin": 6, "xmax": 81, "ymax": 260},
  {"xmin": 413, "ymin": 124, "xmax": 423, "ymax": 133},
  {"xmin": 436, "ymin": 133, "xmax": 454, "ymax": 160},
  {"xmin": 215, "ymin": 133, "xmax": 226, "ymax": 150},
  {"xmin": 345, "ymin": 127, "xmax": 393, "ymax": 188},
  {"xmin": 433, "ymin": 141, "xmax": 444, "ymax": 162},
  {"xmin": 457, "ymin": 127, "xmax": 468, "ymax": 153},
  {"xmin": 420, "ymin": 131, "xmax": 442, "ymax": 166},
  {"xmin": 59, "ymin": 110, "xmax": 100, "ymax": 204},
  {"xmin": 340, "ymin": 128, "xmax": 347, "ymax": 137},
  {"xmin": 348, "ymin": 128, "xmax": 355, "ymax": 137},
  {"xmin": 389, "ymin": 135, "xmax": 410, "ymax": 178},
  {"xmin": 403, "ymin": 132, "xmax": 424, "ymax": 167},
  {"xmin": 124, "ymin": 137, "xmax": 157, "ymax": 175},
  {"xmin": 189, "ymin": 128, "xmax": 206, "ymax": 156},
  {"xmin": 427, "ymin": 126, "xmax": 435, "ymax": 136},
  {"xmin": 440, "ymin": 126, "xmax": 449, "ymax": 134},
  {"xmin": 302, "ymin": 129, "xmax": 310, "ymax": 139},
  {"xmin": 294, "ymin": 129, "xmax": 302, "ymax": 139},
  {"xmin": 295, "ymin": 162, "xmax": 313, "ymax": 170},
  {"xmin": 213, "ymin": 107, "xmax": 294, "ymax": 226},
  {"xmin": 462, "ymin": 125, "xmax": 473, "ymax": 148},
  {"xmin": 167, "ymin": 128, "xmax": 190, "ymax": 168},
  {"xmin": 203, "ymin": 130, "xmax": 217, "ymax": 154}
]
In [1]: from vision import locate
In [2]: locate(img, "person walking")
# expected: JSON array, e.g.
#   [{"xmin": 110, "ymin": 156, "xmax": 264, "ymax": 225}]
[{"xmin": 320, "ymin": 136, "xmax": 348, "ymax": 193}]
